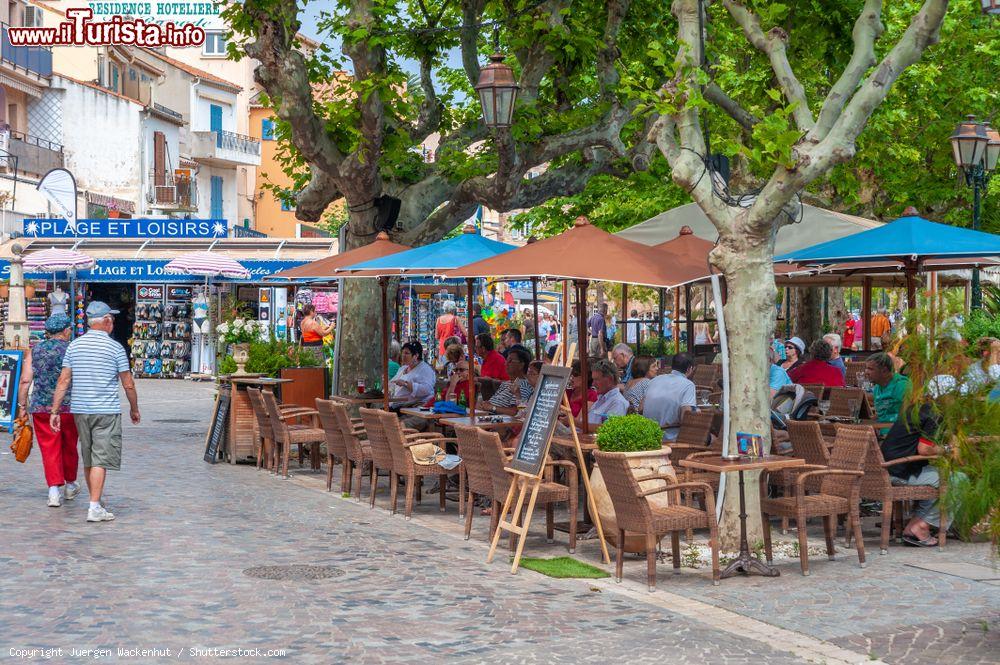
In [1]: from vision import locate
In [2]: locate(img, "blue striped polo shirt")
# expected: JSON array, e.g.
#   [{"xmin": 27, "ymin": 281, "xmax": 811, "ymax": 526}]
[{"xmin": 62, "ymin": 330, "xmax": 130, "ymax": 414}]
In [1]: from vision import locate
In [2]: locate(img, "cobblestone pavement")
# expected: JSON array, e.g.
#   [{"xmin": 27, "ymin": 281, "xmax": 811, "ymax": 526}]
[{"xmin": 1, "ymin": 380, "xmax": 997, "ymax": 664}]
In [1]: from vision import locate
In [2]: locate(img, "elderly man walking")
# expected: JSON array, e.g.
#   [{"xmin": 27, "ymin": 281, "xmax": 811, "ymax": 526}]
[{"xmin": 49, "ymin": 301, "xmax": 141, "ymax": 523}]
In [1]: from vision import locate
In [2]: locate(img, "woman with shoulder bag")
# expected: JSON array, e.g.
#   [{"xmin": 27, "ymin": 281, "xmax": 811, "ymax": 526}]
[{"xmin": 16, "ymin": 313, "xmax": 80, "ymax": 507}]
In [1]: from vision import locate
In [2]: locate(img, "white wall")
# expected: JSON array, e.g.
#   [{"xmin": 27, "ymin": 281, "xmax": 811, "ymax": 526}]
[
  {"xmin": 55, "ymin": 76, "xmax": 142, "ymax": 208},
  {"xmin": 190, "ymin": 86, "xmax": 237, "ymax": 133},
  {"xmin": 140, "ymin": 115, "xmax": 182, "ymax": 215}
]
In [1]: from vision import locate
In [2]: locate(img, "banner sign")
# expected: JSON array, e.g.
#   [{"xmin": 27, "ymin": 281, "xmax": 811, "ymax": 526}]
[
  {"xmin": 136, "ymin": 284, "xmax": 164, "ymax": 301},
  {"xmin": 1, "ymin": 259, "xmax": 306, "ymax": 283},
  {"xmin": 22, "ymin": 218, "xmax": 228, "ymax": 239}
]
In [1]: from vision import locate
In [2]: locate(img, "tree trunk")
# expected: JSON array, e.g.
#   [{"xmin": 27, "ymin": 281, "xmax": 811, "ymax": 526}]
[
  {"xmin": 827, "ymin": 287, "xmax": 849, "ymax": 344},
  {"xmin": 714, "ymin": 225, "xmax": 776, "ymax": 551},
  {"xmin": 792, "ymin": 286, "xmax": 824, "ymax": 345}
]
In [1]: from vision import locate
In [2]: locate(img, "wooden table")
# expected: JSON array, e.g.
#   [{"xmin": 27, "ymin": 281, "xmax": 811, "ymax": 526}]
[
  {"xmin": 441, "ymin": 414, "xmax": 521, "ymax": 430},
  {"xmin": 220, "ymin": 375, "xmax": 293, "ymax": 464},
  {"xmin": 680, "ymin": 455, "xmax": 805, "ymax": 579}
]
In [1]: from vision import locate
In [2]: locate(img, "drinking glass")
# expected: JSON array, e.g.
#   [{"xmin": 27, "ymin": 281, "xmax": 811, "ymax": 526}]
[
  {"xmin": 818, "ymin": 400, "xmax": 831, "ymax": 414},
  {"xmin": 356, "ymin": 378, "xmax": 366, "ymax": 394},
  {"xmin": 847, "ymin": 398, "xmax": 861, "ymax": 422}
]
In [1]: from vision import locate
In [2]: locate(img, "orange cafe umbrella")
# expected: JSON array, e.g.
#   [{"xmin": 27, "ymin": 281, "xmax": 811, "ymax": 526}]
[
  {"xmin": 268, "ymin": 232, "xmax": 411, "ymax": 281},
  {"xmin": 446, "ymin": 216, "xmax": 710, "ymax": 435}
]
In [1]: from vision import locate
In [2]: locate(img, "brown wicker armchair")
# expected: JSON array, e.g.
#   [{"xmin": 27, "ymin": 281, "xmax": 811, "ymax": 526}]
[
  {"xmin": 247, "ymin": 387, "xmax": 316, "ymax": 472},
  {"xmin": 778, "ymin": 421, "xmax": 832, "ymax": 533},
  {"xmin": 594, "ymin": 450, "xmax": 720, "ymax": 589},
  {"xmin": 760, "ymin": 426, "xmax": 871, "ymax": 576},
  {"xmin": 324, "ymin": 399, "xmax": 373, "ymax": 501},
  {"xmin": 691, "ymin": 364, "xmax": 720, "ymax": 391},
  {"xmin": 827, "ymin": 387, "xmax": 867, "ymax": 419},
  {"xmin": 261, "ymin": 389, "xmax": 325, "ymax": 478},
  {"xmin": 667, "ymin": 410, "xmax": 716, "ymax": 466},
  {"xmin": 479, "ymin": 429, "xmax": 579, "ymax": 553},
  {"xmin": 453, "ymin": 424, "xmax": 503, "ymax": 540},
  {"xmin": 316, "ymin": 399, "xmax": 350, "ymax": 492},
  {"xmin": 359, "ymin": 408, "xmax": 403, "ymax": 511},
  {"xmin": 855, "ymin": 428, "xmax": 946, "ymax": 554},
  {"xmin": 845, "ymin": 361, "xmax": 867, "ymax": 388},
  {"xmin": 376, "ymin": 409, "xmax": 464, "ymax": 520}
]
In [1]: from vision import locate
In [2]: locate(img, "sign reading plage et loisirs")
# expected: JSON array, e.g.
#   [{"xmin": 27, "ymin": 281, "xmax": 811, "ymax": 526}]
[{"xmin": 23, "ymin": 218, "xmax": 228, "ymax": 239}]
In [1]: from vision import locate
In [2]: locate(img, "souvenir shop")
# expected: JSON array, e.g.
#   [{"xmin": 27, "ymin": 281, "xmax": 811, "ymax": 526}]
[
  {"xmin": 397, "ymin": 281, "xmax": 468, "ymax": 350},
  {"xmin": 0, "ymin": 218, "xmax": 337, "ymax": 376}
]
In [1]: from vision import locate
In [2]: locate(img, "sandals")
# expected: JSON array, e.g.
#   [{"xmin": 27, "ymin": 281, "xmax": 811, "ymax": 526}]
[{"xmin": 902, "ymin": 532, "xmax": 938, "ymax": 547}]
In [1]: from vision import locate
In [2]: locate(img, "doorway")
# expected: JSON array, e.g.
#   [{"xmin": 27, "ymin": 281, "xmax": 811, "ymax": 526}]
[{"xmin": 86, "ymin": 283, "xmax": 135, "ymax": 356}]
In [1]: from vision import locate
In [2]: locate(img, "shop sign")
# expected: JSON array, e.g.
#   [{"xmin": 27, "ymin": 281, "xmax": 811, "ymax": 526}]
[
  {"xmin": 167, "ymin": 286, "xmax": 193, "ymax": 301},
  {"xmin": 137, "ymin": 284, "xmax": 164, "ymax": 301},
  {"xmin": 22, "ymin": 218, "xmax": 228, "ymax": 239},
  {"xmin": 259, "ymin": 288, "xmax": 271, "ymax": 322},
  {"xmin": 2, "ymin": 259, "xmax": 307, "ymax": 282}
]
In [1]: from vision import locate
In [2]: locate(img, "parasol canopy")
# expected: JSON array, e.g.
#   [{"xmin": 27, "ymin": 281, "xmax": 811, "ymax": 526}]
[
  {"xmin": 268, "ymin": 232, "xmax": 411, "ymax": 281},
  {"xmin": 340, "ymin": 225, "xmax": 516, "ymax": 276},
  {"xmin": 23, "ymin": 247, "xmax": 95, "ymax": 272},
  {"xmin": 164, "ymin": 251, "xmax": 250, "ymax": 279},
  {"xmin": 445, "ymin": 217, "xmax": 709, "ymax": 288}
]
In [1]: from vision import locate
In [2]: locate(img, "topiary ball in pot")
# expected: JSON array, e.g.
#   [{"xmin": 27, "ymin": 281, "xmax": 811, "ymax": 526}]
[{"xmin": 591, "ymin": 414, "xmax": 677, "ymax": 553}]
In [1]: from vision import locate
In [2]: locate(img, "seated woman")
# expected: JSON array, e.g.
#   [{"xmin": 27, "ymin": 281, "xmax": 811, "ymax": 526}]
[
  {"xmin": 482, "ymin": 346, "xmax": 533, "ymax": 416},
  {"xmin": 439, "ymin": 342, "xmax": 465, "ymax": 378},
  {"xmin": 566, "ymin": 359, "xmax": 597, "ymax": 419},
  {"xmin": 389, "ymin": 341, "xmax": 436, "ymax": 406},
  {"xmin": 441, "ymin": 359, "xmax": 475, "ymax": 405},
  {"xmin": 623, "ymin": 355, "xmax": 656, "ymax": 413}
]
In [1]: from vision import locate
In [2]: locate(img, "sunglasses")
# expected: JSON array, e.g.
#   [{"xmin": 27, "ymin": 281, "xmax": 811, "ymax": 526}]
[{"xmin": 784, "ymin": 345, "xmax": 796, "ymax": 350}]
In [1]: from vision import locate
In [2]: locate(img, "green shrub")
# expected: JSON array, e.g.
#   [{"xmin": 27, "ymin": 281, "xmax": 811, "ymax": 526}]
[
  {"xmin": 244, "ymin": 339, "xmax": 319, "ymax": 377},
  {"xmin": 596, "ymin": 414, "xmax": 663, "ymax": 453},
  {"xmin": 218, "ymin": 356, "xmax": 237, "ymax": 374},
  {"xmin": 963, "ymin": 310, "xmax": 1000, "ymax": 345}
]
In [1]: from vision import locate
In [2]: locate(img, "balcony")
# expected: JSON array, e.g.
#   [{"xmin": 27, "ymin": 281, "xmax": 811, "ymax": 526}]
[
  {"xmin": 0, "ymin": 24, "xmax": 52, "ymax": 80},
  {"xmin": 0, "ymin": 129, "xmax": 63, "ymax": 175},
  {"xmin": 190, "ymin": 129, "xmax": 261, "ymax": 167},
  {"xmin": 146, "ymin": 170, "xmax": 198, "ymax": 211}
]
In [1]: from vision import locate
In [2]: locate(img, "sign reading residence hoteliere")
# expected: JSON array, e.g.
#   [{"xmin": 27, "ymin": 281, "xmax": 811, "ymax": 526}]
[{"xmin": 23, "ymin": 218, "xmax": 228, "ymax": 239}]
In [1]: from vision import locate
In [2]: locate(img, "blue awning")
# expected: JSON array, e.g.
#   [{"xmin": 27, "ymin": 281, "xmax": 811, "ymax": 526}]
[
  {"xmin": 776, "ymin": 215, "xmax": 1000, "ymax": 265},
  {"xmin": 342, "ymin": 228, "xmax": 517, "ymax": 275}
]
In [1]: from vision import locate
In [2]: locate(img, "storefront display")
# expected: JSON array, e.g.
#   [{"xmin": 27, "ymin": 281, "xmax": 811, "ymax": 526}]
[
  {"xmin": 399, "ymin": 285, "xmax": 466, "ymax": 352},
  {"xmin": 131, "ymin": 284, "xmax": 194, "ymax": 378}
]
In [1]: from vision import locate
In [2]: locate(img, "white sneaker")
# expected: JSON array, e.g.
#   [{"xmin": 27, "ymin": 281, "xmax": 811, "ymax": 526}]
[
  {"xmin": 64, "ymin": 482, "xmax": 80, "ymax": 501},
  {"xmin": 47, "ymin": 487, "xmax": 62, "ymax": 507},
  {"xmin": 86, "ymin": 506, "xmax": 115, "ymax": 522}
]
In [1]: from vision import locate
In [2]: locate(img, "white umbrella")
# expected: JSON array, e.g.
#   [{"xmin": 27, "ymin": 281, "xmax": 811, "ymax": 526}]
[
  {"xmin": 23, "ymin": 247, "xmax": 95, "ymax": 272},
  {"xmin": 164, "ymin": 251, "xmax": 250, "ymax": 279}
]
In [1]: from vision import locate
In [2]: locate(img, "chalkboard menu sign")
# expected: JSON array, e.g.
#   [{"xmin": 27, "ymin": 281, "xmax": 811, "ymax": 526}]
[
  {"xmin": 508, "ymin": 364, "xmax": 571, "ymax": 477},
  {"xmin": 203, "ymin": 384, "xmax": 232, "ymax": 464}
]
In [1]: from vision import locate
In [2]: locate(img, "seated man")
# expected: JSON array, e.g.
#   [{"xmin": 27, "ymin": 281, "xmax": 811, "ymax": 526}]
[
  {"xmin": 788, "ymin": 339, "xmax": 846, "ymax": 388},
  {"xmin": 768, "ymin": 346, "xmax": 792, "ymax": 398},
  {"xmin": 866, "ymin": 352, "xmax": 910, "ymax": 432},
  {"xmin": 482, "ymin": 346, "xmax": 534, "ymax": 416},
  {"xmin": 824, "ymin": 332, "xmax": 847, "ymax": 378},
  {"xmin": 880, "ymin": 401, "xmax": 952, "ymax": 547},
  {"xmin": 579, "ymin": 358, "xmax": 629, "ymax": 427},
  {"xmin": 642, "ymin": 352, "xmax": 697, "ymax": 441},
  {"xmin": 611, "ymin": 343, "xmax": 635, "ymax": 384}
]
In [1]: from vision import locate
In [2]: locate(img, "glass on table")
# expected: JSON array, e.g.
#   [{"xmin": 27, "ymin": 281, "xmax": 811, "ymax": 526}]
[
  {"xmin": 818, "ymin": 400, "xmax": 831, "ymax": 414},
  {"xmin": 847, "ymin": 398, "xmax": 861, "ymax": 423}
]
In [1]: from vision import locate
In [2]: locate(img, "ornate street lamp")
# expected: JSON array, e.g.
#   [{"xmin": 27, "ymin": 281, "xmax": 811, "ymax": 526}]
[
  {"xmin": 475, "ymin": 33, "xmax": 519, "ymax": 129},
  {"xmin": 949, "ymin": 115, "xmax": 997, "ymax": 310},
  {"xmin": 982, "ymin": 0, "xmax": 1000, "ymax": 15}
]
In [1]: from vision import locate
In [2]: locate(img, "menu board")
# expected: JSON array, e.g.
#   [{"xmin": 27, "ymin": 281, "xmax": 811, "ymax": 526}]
[
  {"xmin": 508, "ymin": 364, "xmax": 571, "ymax": 477},
  {"xmin": 203, "ymin": 383, "xmax": 231, "ymax": 464}
]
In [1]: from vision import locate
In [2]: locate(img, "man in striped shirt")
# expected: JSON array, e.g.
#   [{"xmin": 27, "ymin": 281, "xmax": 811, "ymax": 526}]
[{"xmin": 50, "ymin": 301, "xmax": 141, "ymax": 523}]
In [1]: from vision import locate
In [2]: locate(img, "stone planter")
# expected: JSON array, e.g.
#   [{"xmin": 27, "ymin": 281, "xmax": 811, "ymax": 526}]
[
  {"xmin": 232, "ymin": 343, "xmax": 250, "ymax": 375},
  {"xmin": 590, "ymin": 447, "xmax": 677, "ymax": 554}
]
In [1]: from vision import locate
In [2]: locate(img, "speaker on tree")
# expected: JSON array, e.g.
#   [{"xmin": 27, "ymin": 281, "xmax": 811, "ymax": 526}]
[{"xmin": 374, "ymin": 195, "xmax": 401, "ymax": 232}]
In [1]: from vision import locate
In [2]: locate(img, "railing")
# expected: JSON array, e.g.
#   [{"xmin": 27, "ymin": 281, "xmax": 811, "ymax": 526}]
[
  {"xmin": 153, "ymin": 103, "xmax": 183, "ymax": 122},
  {"xmin": 0, "ymin": 23, "xmax": 52, "ymax": 78},
  {"xmin": 3, "ymin": 129, "xmax": 63, "ymax": 174},
  {"xmin": 233, "ymin": 226, "xmax": 267, "ymax": 238},
  {"xmin": 146, "ymin": 170, "xmax": 197, "ymax": 209},
  {"xmin": 215, "ymin": 129, "xmax": 261, "ymax": 156},
  {"xmin": 8, "ymin": 129, "xmax": 61, "ymax": 153}
]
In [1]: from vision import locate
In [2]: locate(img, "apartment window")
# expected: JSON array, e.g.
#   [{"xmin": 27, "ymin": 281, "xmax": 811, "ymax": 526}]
[
  {"xmin": 261, "ymin": 118, "xmax": 274, "ymax": 141},
  {"xmin": 203, "ymin": 31, "xmax": 227, "ymax": 56}
]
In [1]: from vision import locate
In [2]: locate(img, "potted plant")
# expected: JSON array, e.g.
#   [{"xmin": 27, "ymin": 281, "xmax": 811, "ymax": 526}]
[
  {"xmin": 216, "ymin": 317, "xmax": 268, "ymax": 374},
  {"xmin": 23, "ymin": 279, "xmax": 35, "ymax": 299},
  {"xmin": 589, "ymin": 414, "xmax": 677, "ymax": 553}
]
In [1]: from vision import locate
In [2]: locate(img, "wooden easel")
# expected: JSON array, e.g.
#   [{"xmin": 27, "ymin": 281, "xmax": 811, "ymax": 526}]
[{"xmin": 487, "ymin": 365, "xmax": 610, "ymax": 573}]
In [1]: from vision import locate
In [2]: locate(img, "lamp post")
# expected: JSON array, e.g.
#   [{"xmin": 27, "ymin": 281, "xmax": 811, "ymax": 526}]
[
  {"xmin": 949, "ymin": 115, "xmax": 999, "ymax": 310},
  {"xmin": 475, "ymin": 31, "xmax": 519, "ymax": 129}
]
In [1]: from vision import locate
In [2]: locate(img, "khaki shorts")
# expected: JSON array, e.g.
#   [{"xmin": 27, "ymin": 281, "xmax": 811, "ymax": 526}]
[{"xmin": 75, "ymin": 413, "xmax": 123, "ymax": 470}]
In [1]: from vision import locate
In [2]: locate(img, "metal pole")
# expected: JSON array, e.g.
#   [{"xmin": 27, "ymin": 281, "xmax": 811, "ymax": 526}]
[
  {"xmin": 658, "ymin": 287, "xmax": 665, "ymax": 355},
  {"xmin": 971, "ymin": 171, "xmax": 983, "ymax": 310},
  {"xmin": 862, "ymin": 277, "xmax": 873, "ymax": 351},
  {"xmin": 575, "ymin": 279, "xmax": 590, "ymax": 435},
  {"xmin": 620, "ymin": 282, "xmax": 628, "ymax": 352},
  {"xmin": 331, "ymin": 225, "xmax": 346, "ymax": 396},
  {"xmin": 466, "ymin": 277, "xmax": 476, "ymax": 419},
  {"xmin": 380, "ymin": 276, "xmax": 390, "ymax": 410},
  {"xmin": 561, "ymin": 280, "xmax": 569, "ymax": 365},
  {"xmin": 531, "ymin": 277, "xmax": 541, "ymax": 360}
]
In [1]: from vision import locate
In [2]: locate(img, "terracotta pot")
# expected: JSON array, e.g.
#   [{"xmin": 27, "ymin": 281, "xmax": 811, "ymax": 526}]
[
  {"xmin": 590, "ymin": 446, "xmax": 677, "ymax": 554},
  {"xmin": 0, "ymin": 285, "xmax": 8, "ymax": 299},
  {"xmin": 23, "ymin": 285, "xmax": 35, "ymax": 299}
]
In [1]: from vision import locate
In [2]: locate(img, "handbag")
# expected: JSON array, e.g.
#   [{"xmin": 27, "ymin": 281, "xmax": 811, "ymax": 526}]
[{"xmin": 10, "ymin": 413, "xmax": 32, "ymax": 463}]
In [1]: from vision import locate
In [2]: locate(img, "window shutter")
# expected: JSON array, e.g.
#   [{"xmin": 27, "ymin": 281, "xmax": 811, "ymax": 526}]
[{"xmin": 153, "ymin": 131, "xmax": 166, "ymax": 186}]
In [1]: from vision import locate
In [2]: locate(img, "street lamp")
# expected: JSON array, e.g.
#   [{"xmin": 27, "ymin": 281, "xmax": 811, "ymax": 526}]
[
  {"xmin": 982, "ymin": 0, "xmax": 1000, "ymax": 15},
  {"xmin": 949, "ymin": 114, "xmax": 998, "ymax": 310},
  {"xmin": 475, "ymin": 32, "xmax": 519, "ymax": 129}
]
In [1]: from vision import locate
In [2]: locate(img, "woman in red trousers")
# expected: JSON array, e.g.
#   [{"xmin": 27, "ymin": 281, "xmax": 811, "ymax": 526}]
[{"xmin": 17, "ymin": 312, "xmax": 79, "ymax": 507}]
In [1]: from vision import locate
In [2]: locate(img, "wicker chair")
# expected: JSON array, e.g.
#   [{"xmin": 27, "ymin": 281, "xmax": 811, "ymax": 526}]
[
  {"xmin": 376, "ymin": 409, "xmax": 464, "ymax": 520},
  {"xmin": 327, "ymin": 399, "xmax": 373, "ymax": 501},
  {"xmin": 594, "ymin": 449, "xmax": 720, "ymax": 589},
  {"xmin": 453, "ymin": 424, "xmax": 503, "ymax": 540},
  {"xmin": 479, "ymin": 429, "xmax": 579, "ymax": 553},
  {"xmin": 855, "ymin": 428, "xmax": 946, "ymax": 554},
  {"xmin": 246, "ymin": 388, "xmax": 316, "ymax": 471},
  {"xmin": 359, "ymin": 408, "xmax": 403, "ymax": 511},
  {"xmin": 260, "ymin": 389, "xmax": 325, "ymax": 478},
  {"xmin": 845, "ymin": 361, "xmax": 867, "ymax": 388},
  {"xmin": 800, "ymin": 383, "xmax": 827, "ymax": 401},
  {"xmin": 827, "ymin": 387, "xmax": 867, "ymax": 419},
  {"xmin": 667, "ymin": 410, "xmax": 715, "ymax": 466},
  {"xmin": 777, "ymin": 421, "xmax": 832, "ymax": 533},
  {"xmin": 691, "ymin": 364, "xmax": 720, "ymax": 390},
  {"xmin": 760, "ymin": 426, "xmax": 871, "ymax": 576},
  {"xmin": 316, "ymin": 399, "xmax": 351, "ymax": 492}
]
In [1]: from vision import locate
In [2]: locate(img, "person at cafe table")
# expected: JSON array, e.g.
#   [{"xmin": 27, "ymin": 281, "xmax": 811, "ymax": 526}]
[
  {"xmin": 483, "ymin": 346, "xmax": 533, "ymax": 416},
  {"xmin": 389, "ymin": 341, "xmax": 436, "ymax": 406},
  {"xmin": 788, "ymin": 339, "xmax": 846, "ymax": 388},
  {"xmin": 865, "ymin": 351, "xmax": 910, "ymax": 433},
  {"xmin": 575, "ymin": 359, "xmax": 629, "ymax": 428}
]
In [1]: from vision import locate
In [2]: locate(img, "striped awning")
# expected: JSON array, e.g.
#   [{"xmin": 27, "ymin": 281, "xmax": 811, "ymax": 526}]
[
  {"xmin": 0, "ymin": 73, "xmax": 43, "ymax": 98},
  {"xmin": 164, "ymin": 251, "xmax": 250, "ymax": 279}
]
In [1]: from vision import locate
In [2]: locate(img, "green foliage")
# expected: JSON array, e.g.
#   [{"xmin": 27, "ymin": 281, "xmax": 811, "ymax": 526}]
[
  {"xmin": 964, "ymin": 310, "xmax": 1000, "ymax": 345},
  {"xmin": 518, "ymin": 556, "xmax": 610, "ymax": 579},
  {"xmin": 218, "ymin": 355, "xmax": 237, "ymax": 375},
  {"xmin": 242, "ymin": 339, "xmax": 320, "ymax": 378},
  {"xmin": 596, "ymin": 413, "xmax": 663, "ymax": 453},
  {"xmin": 897, "ymin": 302, "xmax": 1000, "ymax": 554}
]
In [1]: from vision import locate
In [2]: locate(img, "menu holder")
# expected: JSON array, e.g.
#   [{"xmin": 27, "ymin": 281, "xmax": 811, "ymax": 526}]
[
  {"xmin": 203, "ymin": 384, "xmax": 231, "ymax": 464},
  {"xmin": 487, "ymin": 364, "xmax": 610, "ymax": 572}
]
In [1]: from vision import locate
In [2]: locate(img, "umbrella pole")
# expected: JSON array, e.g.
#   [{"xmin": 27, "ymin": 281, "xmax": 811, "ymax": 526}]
[
  {"xmin": 380, "ymin": 277, "xmax": 390, "ymax": 411},
  {"xmin": 466, "ymin": 277, "xmax": 476, "ymax": 420},
  {"xmin": 862, "ymin": 277, "xmax": 872, "ymax": 351},
  {"xmin": 905, "ymin": 267, "xmax": 917, "ymax": 311},
  {"xmin": 531, "ymin": 277, "xmax": 540, "ymax": 360},
  {"xmin": 620, "ymin": 283, "xmax": 628, "ymax": 353},
  {"xmin": 575, "ymin": 279, "xmax": 590, "ymax": 435},
  {"xmin": 561, "ymin": 281, "xmax": 569, "ymax": 365},
  {"xmin": 673, "ymin": 288, "xmax": 681, "ymax": 353}
]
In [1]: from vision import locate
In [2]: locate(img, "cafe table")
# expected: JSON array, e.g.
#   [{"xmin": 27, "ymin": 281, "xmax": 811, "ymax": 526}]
[
  {"xmin": 220, "ymin": 375, "xmax": 294, "ymax": 464},
  {"xmin": 441, "ymin": 413, "xmax": 521, "ymax": 430},
  {"xmin": 679, "ymin": 455, "xmax": 806, "ymax": 579}
]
